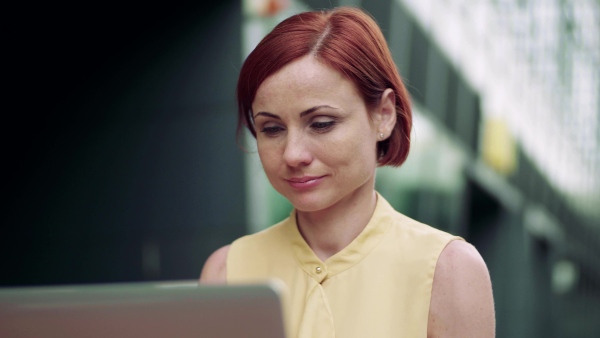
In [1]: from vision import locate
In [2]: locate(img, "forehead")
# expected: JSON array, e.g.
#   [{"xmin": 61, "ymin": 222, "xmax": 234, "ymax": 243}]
[{"xmin": 253, "ymin": 56, "xmax": 362, "ymax": 111}]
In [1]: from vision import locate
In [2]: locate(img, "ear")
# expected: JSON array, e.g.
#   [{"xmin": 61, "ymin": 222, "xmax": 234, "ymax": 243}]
[{"xmin": 373, "ymin": 88, "xmax": 396, "ymax": 139}]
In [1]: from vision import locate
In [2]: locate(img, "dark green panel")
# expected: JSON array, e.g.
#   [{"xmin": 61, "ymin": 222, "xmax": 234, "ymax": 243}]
[
  {"xmin": 303, "ymin": 0, "xmax": 339, "ymax": 9},
  {"xmin": 2, "ymin": 0, "xmax": 244, "ymax": 286},
  {"xmin": 407, "ymin": 22, "xmax": 429, "ymax": 103},
  {"xmin": 454, "ymin": 80, "xmax": 480, "ymax": 152},
  {"xmin": 388, "ymin": 2, "xmax": 413, "ymax": 81},
  {"xmin": 361, "ymin": 0, "xmax": 392, "ymax": 39},
  {"xmin": 445, "ymin": 66, "xmax": 459, "ymax": 129},
  {"xmin": 424, "ymin": 45, "xmax": 449, "ymax": 122}
]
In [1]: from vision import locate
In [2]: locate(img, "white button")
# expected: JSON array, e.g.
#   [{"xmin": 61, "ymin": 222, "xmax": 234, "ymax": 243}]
[{"xmin": 315, "ymin": 266, "xmax": 322, "ymax": 274}]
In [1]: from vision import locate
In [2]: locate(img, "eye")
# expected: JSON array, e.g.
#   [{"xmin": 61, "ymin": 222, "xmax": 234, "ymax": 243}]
[
  {"xmin": 311, "ymin": 120, "xmax": 336, "ymax": 133},
  {"xmin": 260, "ymin": 125, "xmax": 285, "ymax": 137}
]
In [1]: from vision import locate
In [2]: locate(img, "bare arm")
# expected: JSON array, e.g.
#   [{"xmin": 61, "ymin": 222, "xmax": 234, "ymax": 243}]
[
  {"xmin": 428, "ymin": 240, "xmax": 496, "ymax": 338},
  {"xmin": 199, "ymin": 245, "xmax": 230, "ymax": 284}
]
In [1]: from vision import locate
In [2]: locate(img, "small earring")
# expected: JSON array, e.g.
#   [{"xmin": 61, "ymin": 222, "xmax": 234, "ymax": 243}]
[{"xmin": 379, "ymin": 132, "xmax": 385, "ymax": 140}]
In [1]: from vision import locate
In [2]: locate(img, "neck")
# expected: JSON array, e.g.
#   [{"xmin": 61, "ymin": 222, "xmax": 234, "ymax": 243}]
[{"xmin": 296, "ymin": 184, "xmax": 377, "ymax": 262}]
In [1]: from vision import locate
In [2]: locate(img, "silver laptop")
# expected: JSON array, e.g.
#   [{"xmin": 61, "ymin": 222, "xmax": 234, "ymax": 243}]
[{"xmin": 0, "ymin": 280, "xmax": 286, "ymax": 338}]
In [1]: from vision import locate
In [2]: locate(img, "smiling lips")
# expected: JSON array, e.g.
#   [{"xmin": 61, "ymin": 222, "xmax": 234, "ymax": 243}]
[{"xmin": 286, "ymin": 176, "xmax": 325, "ymax": 189}]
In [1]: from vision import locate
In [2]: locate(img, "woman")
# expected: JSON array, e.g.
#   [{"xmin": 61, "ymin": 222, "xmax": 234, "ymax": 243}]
[{"xmin": 201, "ymin": 7, "xmax": 495, "ymax": 338}]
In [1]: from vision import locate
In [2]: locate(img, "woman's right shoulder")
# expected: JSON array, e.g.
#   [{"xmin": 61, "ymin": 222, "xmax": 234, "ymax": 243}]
[
  {"xmin": 199, "ymin": 245, "xmax": 230, "ymax": 284},
  {"xmin": 198, "ymin": 220, "xmax": 292, "ymax": 284}
]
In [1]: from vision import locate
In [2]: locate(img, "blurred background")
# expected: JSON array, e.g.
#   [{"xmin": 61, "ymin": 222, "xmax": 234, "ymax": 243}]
[{"xmin": 3, "ymin": 0, "xmax": 599, "ymax": 337}]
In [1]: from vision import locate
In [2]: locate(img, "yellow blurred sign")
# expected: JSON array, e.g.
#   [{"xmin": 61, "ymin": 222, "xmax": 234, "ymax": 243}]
[{"xmin": 482, "ymin": 117, "xmax": 517, "ymax": 176}]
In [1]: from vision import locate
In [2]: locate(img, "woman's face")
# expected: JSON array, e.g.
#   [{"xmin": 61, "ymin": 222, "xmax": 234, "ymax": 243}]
[{"xmin": 252, "ymin": 56, "xmax": 383, "ymax": 212}]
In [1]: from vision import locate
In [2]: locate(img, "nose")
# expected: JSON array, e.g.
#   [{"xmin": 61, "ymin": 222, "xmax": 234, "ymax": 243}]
[{"xmin": 282, "ymin": 132, "xmax": 313, "ymax": 168}]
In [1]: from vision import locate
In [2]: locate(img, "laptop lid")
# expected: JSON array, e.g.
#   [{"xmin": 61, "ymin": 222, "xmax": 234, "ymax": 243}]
[{"xmin": 0, "ymin": 280, "xmax": 286, "ymax": 338}]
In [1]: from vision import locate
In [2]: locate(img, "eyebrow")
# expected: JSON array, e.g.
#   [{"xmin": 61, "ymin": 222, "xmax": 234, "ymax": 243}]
[{"xmin": 253, "ymin": 105, "xmax": 338, "ymax": 120}]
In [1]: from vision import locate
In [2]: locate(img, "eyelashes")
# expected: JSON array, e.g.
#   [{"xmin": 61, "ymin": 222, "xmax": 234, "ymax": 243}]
[
  {"xmin": 260, "ymin": 126, "xmax": 285, "ymax": 136},
  {"xmin": 259, "ymin": 120, "xmax": 337, "ymax": 137},
  {"xmin": 311, "ymin": 121, "xmax": 336, "ymax": 132}
]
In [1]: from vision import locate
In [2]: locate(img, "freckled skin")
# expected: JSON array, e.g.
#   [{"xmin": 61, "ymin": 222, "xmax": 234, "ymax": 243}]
[{"xmin": 252, "ymin": 56, "xmax": 379, "ymax": 213}]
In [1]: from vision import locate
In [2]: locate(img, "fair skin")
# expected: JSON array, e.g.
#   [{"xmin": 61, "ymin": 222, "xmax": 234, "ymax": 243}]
[{"xmin": 200, "ymin": 56, "xmax": 495, "ymax": 337}]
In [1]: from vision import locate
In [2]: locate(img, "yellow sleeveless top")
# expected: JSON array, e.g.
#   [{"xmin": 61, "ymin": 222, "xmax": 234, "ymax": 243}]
[{"xmin": 227, "ymin": 193, "xmax": 461, "ymax": 338}]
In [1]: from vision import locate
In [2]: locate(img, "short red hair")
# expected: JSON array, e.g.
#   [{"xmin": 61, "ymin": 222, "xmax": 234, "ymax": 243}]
[{"xmin": 237, "ymin": 7, "xmax": 412, "ymax": 167}]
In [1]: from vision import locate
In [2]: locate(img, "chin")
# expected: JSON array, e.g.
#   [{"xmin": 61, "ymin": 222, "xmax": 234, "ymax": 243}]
[{"xmin": 286, "ymin": 192, "xmax": 336, "ymax": 213}]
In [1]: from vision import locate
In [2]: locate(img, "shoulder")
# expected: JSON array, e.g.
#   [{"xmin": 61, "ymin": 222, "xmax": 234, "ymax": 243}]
[
  {"xmin": 230, "ymin": 218, "xmax": 292, "ymax": 252},
  {"xmin": 383, "ymin": 202, "xmax": 455, "ymax": 241},
  {"xmin": 198, "ymin": 220, "xmax": 292, "ymax": 284},
  {"xmin": 385, "ymin": 209, "xmax": 459, "ymax": 255},
  {"xmin": 435, "ymin": 240, "xmax": 488, "ymax": 274},
  {"xmin": 428, "ymin": 240, "xmax": 496, "ymax": 337},
  {"xmin": 199, "ymin": 245, "xmax": 230, "ymax": 284}
]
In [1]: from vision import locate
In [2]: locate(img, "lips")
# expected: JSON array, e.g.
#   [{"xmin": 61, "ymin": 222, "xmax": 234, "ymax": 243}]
[{"xmin": 286, "ymin": 176, "xmax": 325, "ymax": 189}]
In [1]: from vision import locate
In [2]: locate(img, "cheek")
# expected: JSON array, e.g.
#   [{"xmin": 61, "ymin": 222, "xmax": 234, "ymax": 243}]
[
  {"xmin": 324, "ymin": 128, "xmax": 377, "ymax": 166},
  {"xmin": 257, "ymin": 141, "xmax": 280, "ymax": 172}
]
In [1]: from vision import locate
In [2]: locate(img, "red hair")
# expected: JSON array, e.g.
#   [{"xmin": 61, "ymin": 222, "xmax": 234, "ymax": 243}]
[{"xmin": 237, "ymin": 7, "xmax": 412, "ymax": 167}]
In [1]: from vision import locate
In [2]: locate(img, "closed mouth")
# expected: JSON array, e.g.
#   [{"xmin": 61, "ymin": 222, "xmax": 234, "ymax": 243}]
[{"xmin": 286, "ymin": 176, "xmax": 324, "ymax": 183}]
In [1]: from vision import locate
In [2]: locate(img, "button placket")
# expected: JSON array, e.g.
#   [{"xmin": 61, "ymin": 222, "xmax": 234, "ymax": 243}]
[{"xmin": 313, "ymin": 264, "xmax": 328, "ymax": 283}]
